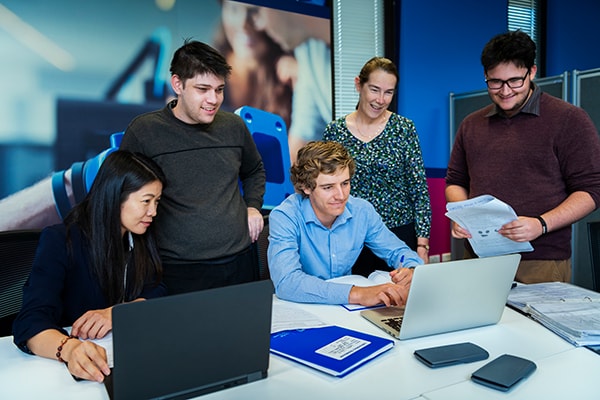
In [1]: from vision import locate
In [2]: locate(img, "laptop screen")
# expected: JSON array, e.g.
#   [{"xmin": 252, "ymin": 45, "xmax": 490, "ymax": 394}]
[{"xmin": 108, "ymin": 280, "xmax": 273, "ymax": 400}]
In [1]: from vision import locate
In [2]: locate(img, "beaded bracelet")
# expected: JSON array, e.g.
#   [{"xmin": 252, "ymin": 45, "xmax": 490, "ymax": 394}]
[{"xmin": 56, "ymin": 335, "xmax": 78, "ymax": 363}]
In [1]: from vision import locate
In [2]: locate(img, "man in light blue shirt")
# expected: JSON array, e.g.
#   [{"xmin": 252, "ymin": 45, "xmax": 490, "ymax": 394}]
[{"xmin": 268, "ymin": 141, "xmax": 423, "ymax": 305}]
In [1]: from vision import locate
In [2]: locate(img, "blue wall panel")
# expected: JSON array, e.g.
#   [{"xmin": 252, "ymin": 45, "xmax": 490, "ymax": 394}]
[
  {"xmin": 398, "ymin": 0, "xmax": 507, "ymax": 170},
  {"xmin": 546, "ymin": 0, "xmax": 600, "ymax": 76}
]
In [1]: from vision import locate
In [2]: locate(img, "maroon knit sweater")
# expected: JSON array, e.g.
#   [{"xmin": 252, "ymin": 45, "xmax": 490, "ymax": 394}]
[{"xmin": 447, "ymin": 87, "xmax": 600, "ymax": 260}]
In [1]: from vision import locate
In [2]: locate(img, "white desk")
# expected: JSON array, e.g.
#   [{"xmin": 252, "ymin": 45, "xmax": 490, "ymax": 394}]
[{"xmin": 0, "ymin": 298, "xmax": 597, "ymax": 400}]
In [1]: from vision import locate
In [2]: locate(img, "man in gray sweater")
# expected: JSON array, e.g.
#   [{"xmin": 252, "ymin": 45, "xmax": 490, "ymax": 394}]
[{"xmin": 120, "ymin": 40, "xmax": 266, "ymax": 294}]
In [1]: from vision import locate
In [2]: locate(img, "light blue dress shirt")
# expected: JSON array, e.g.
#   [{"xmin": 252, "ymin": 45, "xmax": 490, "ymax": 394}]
[{"xmin": 268, "ymin": 193, "xmax": 423, "ymax": 304}]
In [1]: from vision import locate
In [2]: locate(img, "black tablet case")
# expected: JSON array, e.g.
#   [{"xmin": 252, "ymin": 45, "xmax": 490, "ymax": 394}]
[
  {"xmin": 471, "ymin": 354, "xmax": 536, "ymax": 391},
  {"xmin": 414, "ymin": 342, "xmax": 489, "ymax": 368}
]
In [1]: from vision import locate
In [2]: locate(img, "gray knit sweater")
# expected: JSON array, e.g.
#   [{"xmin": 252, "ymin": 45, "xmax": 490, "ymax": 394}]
[{"xmin": 121, "ymin": 102, "xmax": 265, "ymax": 263}]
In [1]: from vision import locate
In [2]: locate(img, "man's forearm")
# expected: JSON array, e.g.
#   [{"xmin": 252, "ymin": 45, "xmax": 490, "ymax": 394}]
[
  {"xmin": 543, "ymin": 191, "xmax": 596, "ymax": 232},
  {"xmin": 445, "ymin": 184, "xmax": 469, "ymax": 202}
]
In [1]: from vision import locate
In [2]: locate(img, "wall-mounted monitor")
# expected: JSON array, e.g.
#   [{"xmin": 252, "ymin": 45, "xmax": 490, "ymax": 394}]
[{"xmin": 54, "ymin": 0, "xmax": 333, "ymax": 171}]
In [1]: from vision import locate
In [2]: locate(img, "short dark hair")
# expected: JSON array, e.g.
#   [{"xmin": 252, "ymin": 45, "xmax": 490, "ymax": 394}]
[
  {"xmin": 170, "ymin": 39, "xmax": 232, "ymax": 81},
  {"xmin": 480, "ymin": 30, "xmax": 536, "ymax": 73},
  {"xmin": 290, "ymin": 141, "xmax": 356, "ymax": 196}
]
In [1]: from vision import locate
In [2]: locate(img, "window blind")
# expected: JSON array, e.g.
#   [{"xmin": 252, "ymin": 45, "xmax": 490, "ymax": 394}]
[
  {"xmin": 508, "ymin": 0, "xmax": 541, "ymax": 68},
  {"xmin": 332, "ymin": 0, "xmax": 385, "ymax": 119}
]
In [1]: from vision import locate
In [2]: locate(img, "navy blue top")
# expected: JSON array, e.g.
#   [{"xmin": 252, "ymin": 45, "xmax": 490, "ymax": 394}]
[{"xmin": 12, "ymin": 224, "xmax": 166, "ymax": 353}]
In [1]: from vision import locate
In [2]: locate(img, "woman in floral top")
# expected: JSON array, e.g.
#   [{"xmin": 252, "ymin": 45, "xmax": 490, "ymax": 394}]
[{"xmin": 322, "ymin": 57, "xmax": 431, "ymax": 275}]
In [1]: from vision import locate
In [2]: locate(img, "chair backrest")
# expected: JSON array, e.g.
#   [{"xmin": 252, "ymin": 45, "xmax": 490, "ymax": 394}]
[
  {"xmin": 588, "ymin": 221, "xmax": 600, "ymax": 292},
  {"xmin": 235, "ymin": 106, "xmax": 294, "ymax": 210},
  {"xmin": 0, "ymin": 229, "xmax": 41, "ymax": 337},
  {"xmin": 83, "ymin": 131, "xmax": 123, "ymax": 193},
  {"xmin": 257, "ymin": 215, "xmax": 270, "ymax": 281}
]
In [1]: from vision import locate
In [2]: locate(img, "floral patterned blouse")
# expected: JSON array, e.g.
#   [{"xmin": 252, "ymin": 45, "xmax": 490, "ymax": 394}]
[{"xmin": 322, "ymin": 112, "xmax": 431, "ymax": 238}]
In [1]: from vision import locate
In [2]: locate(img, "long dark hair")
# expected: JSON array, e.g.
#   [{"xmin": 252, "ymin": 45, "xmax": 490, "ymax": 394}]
[{"xmin": 64, "ymin": 151, "xmax": 166, "ymax": 304}]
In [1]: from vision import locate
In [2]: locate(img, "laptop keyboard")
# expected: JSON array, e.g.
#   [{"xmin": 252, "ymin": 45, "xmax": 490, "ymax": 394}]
[{"xmin": 383, "ymin": 316, "xmax": 404, "ymax": 331}]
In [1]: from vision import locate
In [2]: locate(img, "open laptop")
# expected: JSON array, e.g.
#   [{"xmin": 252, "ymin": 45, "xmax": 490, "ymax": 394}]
[
  {"xmin": 360, "ymin": 254, "xmax": 520, "ymax": 340},
  {"xmin": 105, "ymin": 279, "xmax": 274, "ymax": 400}
]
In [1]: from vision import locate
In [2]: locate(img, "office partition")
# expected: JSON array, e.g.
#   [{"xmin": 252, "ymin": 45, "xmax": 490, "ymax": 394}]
[{"xmin": 571, "ymin": 68, "xmax": 600, "ymax": 291}]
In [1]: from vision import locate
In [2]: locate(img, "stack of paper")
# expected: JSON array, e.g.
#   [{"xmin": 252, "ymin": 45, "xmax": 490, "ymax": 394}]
[
  {"xmin": 528, "ymin": 301, "xmax": 600, "ymax": 346},
  {"xmin": 507, "ymin": 282, "xmax": 600, "ymax": 346}
]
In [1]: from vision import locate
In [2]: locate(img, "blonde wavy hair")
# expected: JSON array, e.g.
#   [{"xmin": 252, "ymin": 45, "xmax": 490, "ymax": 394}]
[{"xmin": 290, "ymin": 141, "xmax": 356, "ymax": 197}]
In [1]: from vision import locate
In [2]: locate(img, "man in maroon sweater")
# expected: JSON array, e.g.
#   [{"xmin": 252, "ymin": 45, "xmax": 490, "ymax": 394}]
[{"xmin": 446, "ymin": 30, "xmax": 600, "ymax": 284}]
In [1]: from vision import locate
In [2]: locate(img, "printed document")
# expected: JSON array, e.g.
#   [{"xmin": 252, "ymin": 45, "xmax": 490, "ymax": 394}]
[
  {"xmin": 271, "ymin": 301, "xmax": 329, "ymax": 333},
  {"xmin": 445, "ymin": 195, "xmax": 533, "ymax": 257},
  {"xmin": 507, "ymin": 282, "xmax": 600, "ymax": 346},
  {"xmin": 327, "ymin": 271, "xmax": 392, "ymax": 311}
]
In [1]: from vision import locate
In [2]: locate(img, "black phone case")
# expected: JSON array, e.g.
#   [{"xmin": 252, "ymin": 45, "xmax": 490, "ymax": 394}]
[
  {"xmin": 413, "ymin": 342, "xmax": 489, "ymax": 368},
  {"xmin": 471, "ymin": 354, "xmax": 536, "ymax": 391}
]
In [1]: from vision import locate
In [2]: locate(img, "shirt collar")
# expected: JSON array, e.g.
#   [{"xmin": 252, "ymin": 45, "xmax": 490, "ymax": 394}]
[
  {"xmin": 301, "ymin": 195, "xmax": 352, "ymax": 229},
  {"xmin": 485, "ymin": 82, "xmax": 541, "ymax": 118}
]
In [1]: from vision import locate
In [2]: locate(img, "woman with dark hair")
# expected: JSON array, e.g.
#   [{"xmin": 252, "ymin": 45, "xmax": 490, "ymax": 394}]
[{"xmin": 12, "ymin": 150, "xmax": 166, "ymax": 383}]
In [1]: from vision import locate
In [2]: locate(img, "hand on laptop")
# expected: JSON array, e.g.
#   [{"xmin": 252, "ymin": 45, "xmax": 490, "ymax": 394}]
[
  {"xmin": 25, "ymin": 329, "xmax": 111, "ymax": 383},
  {"xmin": 65, "ymin": 340, "xmax": 112, "ymax": 382},
  {"xmin": 71, "ymin": 307, "xmax": 113, "ymax": 340},
  {"xmin": 348, "ymin": 283, "xmax": 409, "ymax": 307}
]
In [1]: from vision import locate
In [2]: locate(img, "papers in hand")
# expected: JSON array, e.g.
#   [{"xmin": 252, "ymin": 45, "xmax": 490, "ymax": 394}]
[{"xmin": 445, "ymin": 195, "xmax": 533, "ymax": 257}]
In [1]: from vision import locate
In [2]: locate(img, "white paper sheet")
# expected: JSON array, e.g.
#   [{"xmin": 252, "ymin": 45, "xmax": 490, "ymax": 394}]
[{"xmin": 445, "ymin": 194, "xmax": 533, "ymax": 257}]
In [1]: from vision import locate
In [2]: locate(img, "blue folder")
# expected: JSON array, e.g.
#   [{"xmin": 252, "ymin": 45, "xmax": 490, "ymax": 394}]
[{"xmin": 270, "ymin": 325, "xmax": 394, "ymax": 377}]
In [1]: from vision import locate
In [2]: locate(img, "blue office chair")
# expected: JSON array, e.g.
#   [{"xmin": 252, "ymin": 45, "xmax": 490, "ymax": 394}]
[
  {"xmin": 52, "ymin": 131, "xmax": 124, "ymax": 220},
  {"xmin": 236, "ymin": 106, "xmax": 294, "ymax": 210},
  {"xmin": 256, "ymin": 215, "xmax": 270, "ymax": 281},
  {"xmin": 83, "ymin": 131, "xmax": 123, "ymax": 192}
]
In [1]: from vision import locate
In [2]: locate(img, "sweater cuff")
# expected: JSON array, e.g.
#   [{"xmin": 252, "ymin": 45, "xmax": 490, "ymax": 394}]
[{"xmin": 246, "ymin": 198, "xmax": 264, "ymax": 211}]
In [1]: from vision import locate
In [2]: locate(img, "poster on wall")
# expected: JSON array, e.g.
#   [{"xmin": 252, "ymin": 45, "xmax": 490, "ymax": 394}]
[{"xmin": 0, "ymin": 0, "xmax": 331, "ymax": 228}]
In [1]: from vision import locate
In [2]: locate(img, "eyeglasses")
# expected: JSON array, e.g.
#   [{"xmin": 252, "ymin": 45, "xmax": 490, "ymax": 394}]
[{"xmin": 485, "ymin": 70, "xmax": 530, "ymax": 90}]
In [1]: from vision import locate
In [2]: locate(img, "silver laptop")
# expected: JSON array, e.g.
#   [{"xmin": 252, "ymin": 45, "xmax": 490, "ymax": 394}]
[
  {"xmin": 106, "ymin": 279, "xmax": 274, "ymax": 400},
  {"xmin": 360, "ymin": 254, "xmax": 520, "ymax": 340}
]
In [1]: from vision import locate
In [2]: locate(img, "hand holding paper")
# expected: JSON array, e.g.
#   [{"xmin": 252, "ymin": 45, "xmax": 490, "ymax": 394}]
[{"xmin": 445, "ymin": 195, "xmax": 533, "ymax": 257}]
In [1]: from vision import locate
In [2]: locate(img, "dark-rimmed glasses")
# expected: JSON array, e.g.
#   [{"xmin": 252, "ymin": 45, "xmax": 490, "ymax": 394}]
[{"xmin": 485, "ymin": 70, "xmax": 530, "ymax": 90}]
